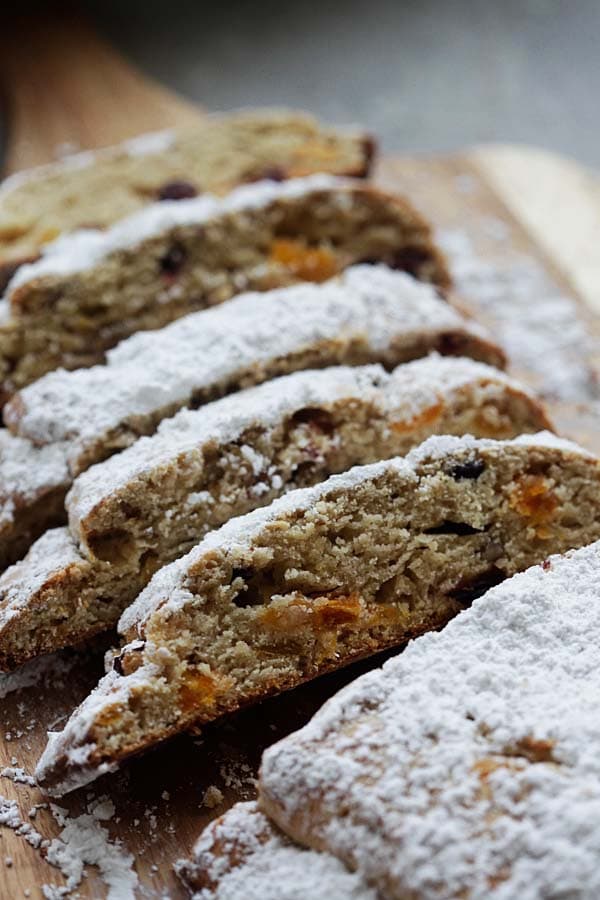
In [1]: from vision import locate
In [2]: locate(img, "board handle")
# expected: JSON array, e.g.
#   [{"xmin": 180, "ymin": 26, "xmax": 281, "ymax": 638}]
[{"xmin": 0, "ymin": 8, "xmax": 203, "ymax": 174}]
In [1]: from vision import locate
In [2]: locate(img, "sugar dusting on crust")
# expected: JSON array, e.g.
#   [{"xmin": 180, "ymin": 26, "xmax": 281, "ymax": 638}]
[
  {"xmin": 66, "ymin": 354, "xmax": 532, "ymax": 527},
  {"xmin": 0, "ymin": 433, "xmax": 70, "ymax": 532},
  {"xmin": 406, "ymin": 428, "xmax": 591, "ymax": 465},
  {"xmin": 174, "ymin": 800, "xmax": 375, "ymax": 900},
  {"xmin": 4, "ymin": 175, "xmax": 349, "ymax": 292},
  {"xmin": 8, "ymin": 266, "xmax": 485, "ymax": 462},
  {"xmin": 37, "ymin": 665, "xmax": 154, "ymax": 797},
  {"xmin": 0, "ymin": 528, "xmax": 87, "ymax": 627},
  {"xmin": 259, "ymin": 539, "xmax": 600, "ymax": 899},
  {"xmin": 65, "ymin": 363, "xmax": 388, "ymax": 521}
]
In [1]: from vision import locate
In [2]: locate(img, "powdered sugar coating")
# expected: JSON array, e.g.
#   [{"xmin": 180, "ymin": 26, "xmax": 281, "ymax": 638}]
[
  {"xmin": 406, "ymin": 428, "xmax": 592, "ymax": 465},
  {"xmin": 4, "ymin": 175, "xmax": 347, "ymax": 292},
  {"xmin": 0, "ymin": 529, "xmax": 83, "ymax": 625},
  {"xmin": 175, "ymin": 801, "xmax": 375, "ymax": 899},
  {"xmin": 8, "ymin": 266, "xmax": 489, "ymax": 468},
  {"xmin": 67, "ymin": 354, "xmax": 531, "ymax": 529},
  {"xmin": 259, "ymin": 539, "xmax": 600, "ymax": 899},
  {"xmin": 0, "ymin": 432, "xmax": 70, "ymax": 531}
]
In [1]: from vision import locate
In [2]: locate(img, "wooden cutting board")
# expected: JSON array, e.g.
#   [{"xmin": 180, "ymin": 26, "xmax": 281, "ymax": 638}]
[{"xmin": 1, "ymin": 13, "xmax": 599, "ymax": 900}]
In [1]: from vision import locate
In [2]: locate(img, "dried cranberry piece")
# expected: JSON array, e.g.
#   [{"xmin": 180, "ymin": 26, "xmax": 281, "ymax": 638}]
[
  {"xmin": 157, "ymin": 180, "xmax": 198, "ymax": 201},
  {"xmin": 360, "ymin": 246, "xmax": 431, "ymax": 277},
  {"xmin": 436, "ymin": 333, "xmax": 460, "ymax": 356},
  {"xmin": 159, "ymin": 242, "xmax": 187, "ymax": 278},
  {"xmin": 448, "ymin": 458, "xmax": 486, "ymax": 480}
]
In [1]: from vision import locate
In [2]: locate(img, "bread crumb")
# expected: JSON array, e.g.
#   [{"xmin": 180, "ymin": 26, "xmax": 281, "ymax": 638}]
[{"xmin": 201, "ymin": 785, "xmax": 224, "ymax": 809}]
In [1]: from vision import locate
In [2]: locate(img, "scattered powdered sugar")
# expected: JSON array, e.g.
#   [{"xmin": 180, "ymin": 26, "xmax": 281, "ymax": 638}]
[
  {"xmin": 1, "ymin": 766, "xmax": 36, "ymax": 787},
  {"xmin": 0, "ymin": 785, "xmax": 137, "ymax": 897},
  {"xmin": 259, "ymin": 540, "xmax": 600, "ymax": 899},
  {"xmin": 8, "ymin": 265, "xmax": 489, "ymax": 466},
  {"xmin": 438, "ymin": 227, "xmax": 599, "ymax": 402},
  {"xmin": 41, "ymin": 886, "xmax": 69, "ymax": 899},
  {"xmin": 174, "ymin": 800, "xmax": 375, "ymax": 900},
  {"xmin": 219, "ymin": 760, "xmax": 257, "ymax": 795},
  {"xmin": 45, "ymin": 803, "xmax": 138, "ymax": 900},
  {"xmin": 0, "ymin": 795, "xmax": 45, "ymax": 849}
]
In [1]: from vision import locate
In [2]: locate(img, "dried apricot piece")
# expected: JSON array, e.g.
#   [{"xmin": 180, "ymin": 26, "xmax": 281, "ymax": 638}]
[
  {"xmin": 270, "ymin": 239, "xmax": 338, "ymax": 282},
  {"xmin": 178, "ymin": 669, "xmax": 217, "ymax": 714},
  {"xmin": 509, "ymin": 475, "xmax": 557, "ymax": 537},
  {"xmin": 389, "ymin": 402, "xmax": 443, "ymax": 434}
]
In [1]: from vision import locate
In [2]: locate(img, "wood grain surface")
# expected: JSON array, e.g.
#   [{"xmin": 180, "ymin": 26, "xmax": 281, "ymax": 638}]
[
  {"xmin": 0, "ymin": 12, "xmax": 203, "ymax": 174},
  {"xmin": 0, "ymin": 14, "xmax": 599, "ymax": 900}
]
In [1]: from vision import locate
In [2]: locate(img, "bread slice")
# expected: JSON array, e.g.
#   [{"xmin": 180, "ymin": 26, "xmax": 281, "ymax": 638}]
[
  {"xmin": 0, "ymin": 357, "xmax": 548, "ymax": 669},
  {"xmin": 174, "ymin": 800, "xmax": 375, "ymax": 900},
  {"xmin": 4, "ymin": 266, "xmax": 497, "ymax": 474},
  {"xmin": 0, "ymin": 108, "xmax": 374, "ymax": 288},
  {"xmin": 35, "ymin": 433, "xmax": 600, "ymax": 795},
  {"xmin": 0, "ymin": 267, "xmax": 501, "ymax": 577},
  {"xmin": 0, "ymin": 175, "xmax": 449, "ymax": 398},
  {"xmin": 258, "ymin": 540, "xmax": 600, "ymax": 899}
]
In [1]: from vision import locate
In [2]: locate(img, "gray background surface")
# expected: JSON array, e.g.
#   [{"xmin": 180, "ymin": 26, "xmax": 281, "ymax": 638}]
[{"xmin": 80, "ymin": 0, "xmax": 599, "ymax": 167}]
